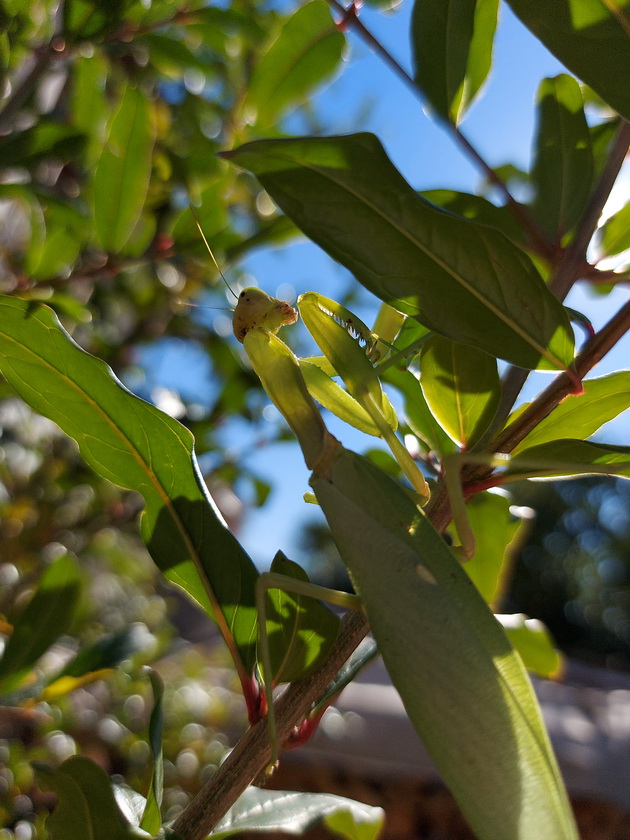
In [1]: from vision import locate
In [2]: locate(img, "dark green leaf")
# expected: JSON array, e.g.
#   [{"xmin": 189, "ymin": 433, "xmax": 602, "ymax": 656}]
[
  {"xmin": 505, "ymin": 0, "xmax": 630, "ymax": 121},
  {"xmin": 63, "ymin": 0, "xmax": 126, "ymax": 41},
  {"xmin": 51, "ymin": 624, "xmax": 148, "ymax": 683},
  {"xmin": 92, "ymin": 85, "xmax": 156, "ymax": 254},
  {"xmin": 35, "ymin": 756, "xmax": 139, "ymax": 840},
  {"xmin": 265, "ymin": 552, "xmax": 340, "ymax": 686},
  {"xmin": 422, "ymin": 189, "xmax": 525, "ymax": 244},
  {"xmin": 530, "ymin": 75, "xmax": 593, "ymax": 242},
  {"xmin": 312, "ymin": 449, "xmax": 577, "ymax": 840},
  {"xmin": 511, "ymin": 372, "xmax": 630, "ymax": 454},
  {"xmin": 599, "ymin": 200, "xmax": 630, "ymax": 257},
  {"xmin": 0, "ymin": 554, "xmax": 82, "ymax": 693},
  {"xmin": 210, "ymin": 787, "xmax": 384, "ymax": 840},
  {"xmin": 140, "ymin": 669, "xmax": 164, "ymax": 835},
  {"xmin": 222, "ymin": 133, "xmax": 574, "ymax": 371},
  {"xmin": 0, "ymin": 123, "xmax": 86, "ymax": 170},
  {"xmin": 507, "ymin": 439, "xmax": 630, "ymax": 479},
  {"xmin": 419, "ymin": 335, "xmax": 500, "ymax": 448},
  {"xmin": 0, "ymin": 296, "xmax": 259, "ymax": 676},
  {"xmin": 411, "ymin": 0, "xmax": 499, "ymax": 123},
  {"xmin": 243, "ymin": 0, "xmax": 345, "ymax": 130}
]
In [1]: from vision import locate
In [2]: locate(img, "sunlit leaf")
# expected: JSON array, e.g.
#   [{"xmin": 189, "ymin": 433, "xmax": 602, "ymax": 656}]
[
  {"xmin": 411, "ymin": 0, "xmax": 499, "ymax": 123},
  {"xmin": 223, "ymin": 133, "xmax": 574, "ymax": 371},
  {"xmin": 505, "ymin": 0, "xmax": 630, "ymax": 121},
  {"xmin": 419, "ymin": 335, "xmax": 500, "ymax": 448},
  {"xmin": 498, "ymin": 614, "xmax": 562, "ymax": 678},
  {"xmin": 598, "ymin": 200, "xmax": 630, "ymax": 257},
  {"xmin": 384, "ymin": 366, "xmax": 455, "ymax": 455},
  {"xmin": 140, "ymin": 669, "xmax": 164, "ymax": 835},
  {"xmin": 507, "ymin": 438, "xmax": 630, "ymax": 479}
]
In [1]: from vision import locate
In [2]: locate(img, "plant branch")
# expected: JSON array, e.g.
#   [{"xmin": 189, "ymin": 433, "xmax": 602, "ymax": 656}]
[
  {"xmin": 171, "ymin": 610, "xmax": 369, "ymax": 840},
  {"xmin": 426, "ymin": 297, "xmax": 630, "ymax": 533},
  {"xmin": 324, "ymin": 0, "xmax": 552, "ymax": 258}
]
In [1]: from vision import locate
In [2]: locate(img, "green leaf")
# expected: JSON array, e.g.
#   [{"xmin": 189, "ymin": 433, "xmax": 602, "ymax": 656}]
[
  {"xmin": 422, "ymin": 189, "xmax": 525, "ymax": 244},
  {"xmin": 312, "ymin": 448, "xmax": 577, "ymax": 840},
  {"xmin": 383, "ymin": 366, "xmax": 455, "ymax": 456},
  {"xmin": 210, "ymin": 787, "xmax": 384, "ymax": 840},
  {"xmin": 507, "ymin": 439, "xmax": 630, "ymax": 479},
  {"xmin": 70, "ymin": 53, "xmax": 109, "ymax": 165},
  {"xmin": 498, "ymin": 614, "xmax": 562, "ymax": 678},
  {"xmin": 419, "ymin": 335, "xmax": 500, "ymax": 448},
  {"xmin": 411, "ymin": 0, "xmax": 499, "ymax": 123},
  {"xmin": 63, "ymin": 0, "xmax": 127, "ymax": 41},
  {"xmin": 453, "ymin": 492, "xmax": 522, "ymax": 606},
  {"xmin": 140, "ymin": 669, "xmax": 164, "ymax": 835},
  {"xmin": 505, "ymin": 0, "xmax": 630, "ymax": 121},
  {"xmin": 92, "ymin": 85, "xmax": 156, "ymax": 254},
  {"xmin": 265, "ymin": 552, "xmax": 340, "ymax": 686},
  {"xmin": 243, "ymin": 0, "xmax": 345, "ymax": 130},
  {"xmin": 0, "ymin": 296, "xmax": 259, "ymax": 677},
  {"xmin": 222, "ymin": 133, "xmax": 574, "ymax": 371},
  {"xmin": 0, "ymin": 554, "xmax": 82, "ymax": 693},
  {"xmin": 35, "ymin": 756, "xmax": 139, "ymax": 840},
  {"xmin": 598, "ymin": 200, "xmax": 630, "ymax": 257},
  {"xmin": 530, "ymin": 75, "xmax": 593, "ymax": 242},
  {"xmin": 0, "ymin": 122, "xmax": 86, "ymax": 170},
  {"xmin": 511, "ymin": 372, "xmax": 630, "ymax": 454}
]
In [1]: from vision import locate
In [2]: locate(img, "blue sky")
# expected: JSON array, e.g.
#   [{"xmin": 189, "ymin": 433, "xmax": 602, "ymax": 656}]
[{"xmin": 139, "ymin": 1, "xmax": 630, "ymax": 569}]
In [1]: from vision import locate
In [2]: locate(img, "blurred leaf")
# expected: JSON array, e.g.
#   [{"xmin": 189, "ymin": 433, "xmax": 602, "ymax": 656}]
[
  {"xmin": 70, "ymin": 53, "xmax": 109, "ymax": 164},
  {"xmin": 598, "ymin": 200, "xmax": 630, "ymax": 257},
  {"xmin": 140, "ymin": 33, "xmax": 209, "ymax": 78},
  {"xmin": 530, "ymin": 75, "xmax": 593, "ymax": 242},
  {"xmin": 508, "ymin": 438, "xmax": 630, "ymax": 479},
  {"xmin": 0, "ymin": 296, "xmax": 259, "ymax": 677},
  {"xmin": 35, "ymin": 756, "xmax": 139, "ymax": 840},
  {"xmin": 498, "ymin": 614, "xmax": 562, "ymax": 678},
  {"xmin": 384, "ymin": 366, "xmax": 455, "ymax": 455},
  {"xmin": 313, "ymin": 449, "xmax": 577, "ymax": 840},
  {"xmin": 63, "ymin": 0, "xmax": 126, "ymax": 41},
  {"xmin": 93, "ymin": 85, "xmax": 156, "ymax": 253},
  {"xmin": 411, "ymin": 0, "xmax": 499, "ymax": 123},
  {"xmin": 265, "ymin": 552, "xmax": 340, "ymax": 686},
  {"xmin": 453, "ymin": 492, "xmax": 522, "ymax": 605},
  {"xmin": 505, "ymin": 0, "xmax": 630, "ymax": 121},
  {"xmin": 243, "ymin": 0, "xmax": 345, "ymax": 130},
  {"xmin": 511, "ymin": 372, "xmax": 630, "ymax": 454},
  {"xmin": 0, "ymin": 122, "xmax": 85, "ymax": 170},
  {"xmin": 140, "ymin": 669, "xmax": 164, "ymax": 835},
  {"xmin": 210, "ymin": 787, "xmax": 384, "ymax": 840},
  {"xmin": 419, "ymin": 335, "xmax": 500, "ymax": 448},
  {"xmin": 0, "ymin": 553, "xmax": 82, "ymax": 693},
  {"xmin": 223, "ymin": 133, "xmax": 574, "ymax": 371}
]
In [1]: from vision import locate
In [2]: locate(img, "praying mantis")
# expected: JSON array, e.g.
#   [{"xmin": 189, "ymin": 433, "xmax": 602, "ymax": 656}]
[{"xmin": 186, "ymin": 214, "xmax": 628, "ymax": 840}]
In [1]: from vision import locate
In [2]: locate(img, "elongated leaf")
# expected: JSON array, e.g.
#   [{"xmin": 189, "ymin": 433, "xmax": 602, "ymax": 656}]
[
  {"xmin": 0, "ymin": 296, "xmax": 259, "ymax": 676},
  {"xmin": 531, "ymin": 75, "xmax": 593, "ymax": 242},
  {"xmin": 35, "ymin": 757, "xmax": 138, "ymax": 840},
  {"xmin": 419, "ymin": 335, "xmax": 500, "ymax": 448},
  {"xmin": 140, "ymin": 670, "xmax": 164, "ymax": 835},
  {"xmin": 411, "ymin": 0, "xmax": 499, "ymax": 123},
  {"xmin": 507, "ymin": 439, "xmax": 630, "ymax": 479},
  {"xmin": 312, "ymin": 448, "xmax": 577, "ymax": 840},
  {"xmin": 0, "ymin": 553, "xmax": 81, "ymax": 693},
  {"xmin": 265, "ymin": 553, "xmax": 340, "ymax": 685},
  {"xmin": 243, "ymin": 0, "xmax": 344, "ymax": 129},
  {"xmin": 422, "ymin": 189, "xmax": 525, "ymax": 244},
  {"xmin": 599, "ymin": 200, "xmax": 630, "ymax": 257},
  {"xmin": 511, "ymin": 372, "xmax": 630, "ymax": 454},
  {"xmin": 222, "ymin": 134, "xmax": 574, "ymax": 371},
  {"xmin": 453, "ymin": 492, "xmax": 521, "ymax": 606},
  {"xmin": 210, "ymin": 787, "xmax": 383, "ymax": 840},
  {"xmin": 0, "ymin": 122, "xmax": 86, "ymax": 170},
  {"xmin": 92, "ymin": 85, "xmax": 155, "ymax": 253},
  {"xmin": 383, "ymin": 366, "xmax": 455, "ymax": 456},
  {"xmin": 505, "ymin": 0, "xmax": 630, "ymax": 121},
  {"xmin": 300, "ymin": 359, "xmax": 384, "ymax": 436},
  {"xmin": 498, "ymin": 614, "xmax": 562, "ymax": 678}
]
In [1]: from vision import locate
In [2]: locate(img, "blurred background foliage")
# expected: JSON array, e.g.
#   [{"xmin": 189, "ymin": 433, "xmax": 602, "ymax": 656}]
[{"xmin": 0, "ymin": 0, "xmax": 630, "ymax": 836}]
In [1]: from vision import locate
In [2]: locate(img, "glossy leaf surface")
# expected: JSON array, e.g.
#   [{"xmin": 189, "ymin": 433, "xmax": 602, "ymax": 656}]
[
  {"xmin": 223, "ymin": 133, "xmax": 574, "ymax": 370},
  {"xmin": 312, "ymin": 449, "xmax": 577, "ymax": 840},
  {"xmin": 411, "ymin": 0, "xmax": 499, "ymax": 123},
  {"xmin": 505, "ymin": 0, "xmax": 630, "ymax": 121},
  {"xmin": 511, "ymin": 372, "xmax": 630, "ymax": 454},
  {"xmin": 508, "ymin": 439, "xmax": 630, "ymax": 479},
  {"xmin": 0, "ymin": 296, "xmax": 259, "ymax": 674},
  {"xmin": 531, "ymin": 75, "xmax": 593, "ymax": 241},
  {"xmin": 419, "ymin": 335, "xmax": 500, "ymax": 448},
  {"xmin": 210, "ymin": 787, "xmax": 384, "ymax": 840}
]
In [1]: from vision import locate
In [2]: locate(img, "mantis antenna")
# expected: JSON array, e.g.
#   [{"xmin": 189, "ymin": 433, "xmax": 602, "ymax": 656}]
[{"xmin": 189, "ymin": 205, "xmax": 238, "ymax": 302}]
